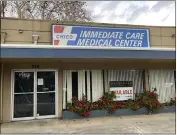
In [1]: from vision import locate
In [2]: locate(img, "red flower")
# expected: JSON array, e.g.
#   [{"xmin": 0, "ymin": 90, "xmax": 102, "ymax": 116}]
[
  {"xmin": 112, "ymin": 105, "xmax": 116, "ymax": 109},
  {"xmin": 132, "ymin": 106, "xmax": 137, "ymax": 110},
  {"xmin": 82, "ymin": 111, "xmax": 90, "ymax": 117},
  {"xmin": 112, "ymin": 109, "xmax": 116, "ymax": 112},
  {"xmin": 121, "ymin": 105, "xmax": 127, "ymax": 108},
  {"xmin": 72, "ymin": 108, "xmax": 77, "ymax": 112},
  {"xmin": 99, "ymin": 96, "xmax": 104, "ymax": 100},
  {"xmin": 108, "ymin": 100, "xmax": 112, "ymax": 103},
  {"xmin": 78, "ymin": 103, "xmax": 83, "ymax": 107}
]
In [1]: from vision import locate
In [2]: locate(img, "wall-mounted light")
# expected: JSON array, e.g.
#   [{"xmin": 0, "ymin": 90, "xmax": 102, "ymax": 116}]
[
  {"xmin": 32, "ymin": 32, "xmax": 39, "ymax": 44},
  {"xmin": 171, "ymin": 34, "xmax": 175, "ymax": 38},
  {"xmin": 57, "ymin": 19, "xmax": 59, "ymax": 24},
  {"xmin": 18, "ymin": 29, "xmax": 23, "ymax": 33},
  {"xmin": 1, "ymin": 32, "xmax": 7, "ymax": 43}
]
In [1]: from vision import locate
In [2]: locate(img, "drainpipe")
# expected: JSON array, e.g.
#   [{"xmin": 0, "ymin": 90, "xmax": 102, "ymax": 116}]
[{"xmin": 0, "ymin": 63, "xmax": 4, "ymax": 124}]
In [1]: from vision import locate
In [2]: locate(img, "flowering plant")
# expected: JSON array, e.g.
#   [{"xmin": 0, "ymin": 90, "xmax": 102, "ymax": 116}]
[
  {"xmin": 170, "ymin": 97, "xmax": 176, "ymax": 105},
  {"xmin": 95, "ymin": 91, "xmax": 116, "ymax": 112},
  {"xmin": 135, "ymin": 88, "xmax": 161, "ymax": 113},
  {"xmin": 67, "ymin": 95, "xmax": 91, "ymax": 116},
  {"xmin": 67, "ymin": 88, "xmax": 171, "ymax": 117}
]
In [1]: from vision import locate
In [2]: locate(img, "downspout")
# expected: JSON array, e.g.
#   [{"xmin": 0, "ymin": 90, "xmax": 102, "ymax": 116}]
[{"xmin": 0, "ymin": 63, "xmax": 4, "ymax": 124}]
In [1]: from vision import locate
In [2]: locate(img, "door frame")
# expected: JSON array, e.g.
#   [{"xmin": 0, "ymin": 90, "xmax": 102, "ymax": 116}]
[{"xmin": 11, "ymin": 69, "xmax": 58, "ymax": 121}]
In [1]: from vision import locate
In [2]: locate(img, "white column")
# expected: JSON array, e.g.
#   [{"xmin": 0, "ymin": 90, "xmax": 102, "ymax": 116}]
[
  {"xmin": 66, "ymin": 70, "xmax": 72, "ymax": 103},
  {"xmin": 62, "ymin": 70, "xmax": 67, "ymax": 109},
  {"xmin": 91, "ymin": 70, "xmax": 104, "ymax": 102},
  {"xmin": 78, "ymin": 70, "xmax": 82, "ymax": 100},
  {"xmin": 87, "ymin": 70, "xmax": 91, "ymax": 101},
  {"xmin": 78, "ymin": 70, "xmax": 86, "ymax": 100},
  {"xmin": 82, "ymin": 70, "xmax": 86, "ymax": 96}
]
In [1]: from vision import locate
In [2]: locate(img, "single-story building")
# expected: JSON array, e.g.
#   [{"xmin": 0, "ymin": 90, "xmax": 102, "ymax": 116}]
[{"xmin": 0, "ymin": 17, "xmax": 176, "ymax": 123}]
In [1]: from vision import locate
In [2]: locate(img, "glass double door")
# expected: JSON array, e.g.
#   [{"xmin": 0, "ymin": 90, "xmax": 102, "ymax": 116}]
[{"xmin": 12, "ymin": 70, "xmax": 57, "ymax": 121}]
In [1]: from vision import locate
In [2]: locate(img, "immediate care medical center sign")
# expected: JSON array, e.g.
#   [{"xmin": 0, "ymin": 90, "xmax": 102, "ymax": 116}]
[{"xmin": 52, "ymin": 25, "xmax": 150, "ymax": 47}]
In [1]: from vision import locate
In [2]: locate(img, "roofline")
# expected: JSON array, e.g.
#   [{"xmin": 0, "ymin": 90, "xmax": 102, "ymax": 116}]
[
  {"xmin": 1, "ymin": 44, "xmax": 175, "ymax": 51},
  {"xmin": 1, "ymin": 17, "xmax": 175, "ymax": 28}
]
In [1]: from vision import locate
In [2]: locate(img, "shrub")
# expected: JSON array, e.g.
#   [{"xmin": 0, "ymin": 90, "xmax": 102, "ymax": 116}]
[
  {"xmin": 67, "ymin": 95, "xmax": 91, "ymax": 116},
  {"xmin": 170, "ymin": 97, "xmax": 176, "ymax": 106},
  {"xmin": 66, "ymin": 88, "xmax": 173, "ymax": 117},
  {"xmin": 135, "ymin": 88, "xmax": 161, "ymax": 113}
]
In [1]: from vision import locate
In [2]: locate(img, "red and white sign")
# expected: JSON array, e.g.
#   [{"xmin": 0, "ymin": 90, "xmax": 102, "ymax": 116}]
[
  {"xmin": 52, "ymin": 25, "xmax": 77, "ymax": 46},
  {"xmin": 110, "ymin": 87, "xmax": 134, "ymax": 101}
]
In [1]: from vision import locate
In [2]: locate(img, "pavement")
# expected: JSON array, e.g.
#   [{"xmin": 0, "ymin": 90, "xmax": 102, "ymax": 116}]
[{"xmin": 1, "ymin": 113, "xmax": 176, "ymax": 133}]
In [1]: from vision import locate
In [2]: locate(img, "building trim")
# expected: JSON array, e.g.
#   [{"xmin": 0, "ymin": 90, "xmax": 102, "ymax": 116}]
[
  {"xmin": 1, "ymin": 44, "xmax": 175, "ymax": 51},
  {"xmin": 1, "ymin": 44, "xmax": 175, "ymax": 60}
]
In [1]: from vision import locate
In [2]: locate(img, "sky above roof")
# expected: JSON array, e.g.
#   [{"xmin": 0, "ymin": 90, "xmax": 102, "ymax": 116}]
[{"xmin": 85, "ymin": 1, "xmax": 175, "ymax": 26}]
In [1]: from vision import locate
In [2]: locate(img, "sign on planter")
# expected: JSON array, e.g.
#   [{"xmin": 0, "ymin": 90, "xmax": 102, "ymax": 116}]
[
  {"xmin": 52, "ymin": 25, "xmax": 150, "ymax": 48},
  {"xmin": 109, "ymin": 81, "xmax": 134, "ymax": 101}
]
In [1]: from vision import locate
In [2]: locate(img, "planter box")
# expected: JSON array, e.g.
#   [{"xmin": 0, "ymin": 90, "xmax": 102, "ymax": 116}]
[
  {"xmin": 62, "ymin": 111, "xmax": 84, "ymax": 120},
  {"xmin": 62, "ymin": 107, "xmax": 147, "ymax": 120},
  {"xmin": 106, "ymin": 107, "xmax": 148, "ymax": 117},
  {"xmin": 153, "ymin": 105, "xmax": 176, "ymax": 114},
  {"xmin": 89, "ymin": 110, "xmax": 107, "ymax": 118},
  {"xmin": 62, "ymin": 106, "xmax": 175, "ymax": 120},
  {"xmin": 62, "ymin": 110, "xmax": 107, "ymax": 120}
]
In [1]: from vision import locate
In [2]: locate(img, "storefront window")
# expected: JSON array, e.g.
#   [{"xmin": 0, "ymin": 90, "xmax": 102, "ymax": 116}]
[
  {"xmin": 62, "ymin": 70, "xmax": 104, "ymax": 109},
  {"xmin": 148, "ymin": 70, "xmax": 176, "ymax": 103},
  {"xmin": 107, "ymin": 70, "xmax": 144, "ymax": 94}
]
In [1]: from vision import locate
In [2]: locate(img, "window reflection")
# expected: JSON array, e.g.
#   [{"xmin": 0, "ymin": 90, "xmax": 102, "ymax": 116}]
[
  {"xmin": 37, "ymin": 93, "xmax": 55, "ymax": 116},
  {"xmin": 18, "ymin": 72, "xmax": 31, "ymax": 79},
  {"xmin": 15, "ymin": 72, "xmax": 34, "ymax": 93},
  {"xmin": 14, "ymin": 94, "xmax": 33, "ymax": 118},
  {"xmin": 37, "ymin": 71, "xmax": 55, "ymax": 92}
]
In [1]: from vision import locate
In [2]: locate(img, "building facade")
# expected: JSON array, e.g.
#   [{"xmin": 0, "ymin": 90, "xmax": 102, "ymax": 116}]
[{"xmin": 0, "ymin": 18, "xmax": 176, "ymax": 123}]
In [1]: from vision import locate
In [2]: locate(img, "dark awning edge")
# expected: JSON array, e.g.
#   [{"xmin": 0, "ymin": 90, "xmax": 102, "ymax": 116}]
[{"xmin": 1, "ymin": 47, "xmax": 175, "ymax": 60}]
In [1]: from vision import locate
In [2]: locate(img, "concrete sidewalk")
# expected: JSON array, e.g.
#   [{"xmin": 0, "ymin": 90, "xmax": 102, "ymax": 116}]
[{"xmin": 1, "ymin": 113, "xmax": 175, "ymax": 133}]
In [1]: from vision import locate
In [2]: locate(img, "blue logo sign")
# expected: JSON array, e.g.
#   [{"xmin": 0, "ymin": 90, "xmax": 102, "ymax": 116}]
[{"xmin": 52, "ymin": 25, "xmax": 150, "ymax": 48}]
